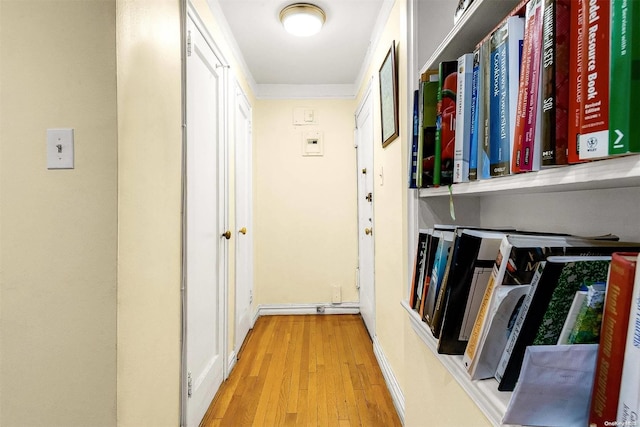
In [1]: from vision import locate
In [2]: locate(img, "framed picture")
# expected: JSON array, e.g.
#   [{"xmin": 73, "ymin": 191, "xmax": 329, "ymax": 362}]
[{"xmin": 379, "ymin": 41, "xmax": 399, "ymax": 148}]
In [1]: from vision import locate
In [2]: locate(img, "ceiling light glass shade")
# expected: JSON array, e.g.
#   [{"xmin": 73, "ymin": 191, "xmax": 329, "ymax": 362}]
[{"xmin": 279, "ymin": 3, "xmax": 326, "ymax": 37}]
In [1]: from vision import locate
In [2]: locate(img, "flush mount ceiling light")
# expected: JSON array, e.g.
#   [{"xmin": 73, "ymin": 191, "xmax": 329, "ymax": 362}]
[{"xmin": 279, "ymin": 3, "xmax": 326, "ymax": 37}]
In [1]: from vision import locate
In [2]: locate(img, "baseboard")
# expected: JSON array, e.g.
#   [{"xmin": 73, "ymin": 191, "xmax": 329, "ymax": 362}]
[
  {"xmin": 373, "ymin": 337, "xmax": 406, "ymax": 425},
  {"xmin": 255, "ymin": 302, "xmax": 360, "ymax": 317},
  {"xmin": 227, "ymin": 351, "xmax": 237, "ymax": 377}
]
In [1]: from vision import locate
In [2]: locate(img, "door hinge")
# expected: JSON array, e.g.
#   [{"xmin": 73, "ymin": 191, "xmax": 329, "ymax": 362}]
[
  {"xmin": 187, "ymin": 371, "xmax": 193, "ymax": 398},
  {"xmin": 249, "ymin": 290, "xmax": 253, "ymax": 304},
  {"xmin": 187, "ymin": 31, "xmax": 192, "ymax": 57}
]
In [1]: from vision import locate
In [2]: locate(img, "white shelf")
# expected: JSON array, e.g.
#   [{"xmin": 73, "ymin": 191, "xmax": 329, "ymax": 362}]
[
  {"xmin": 418, "ymin": 154, "xmax": 640, "ymax": 198},
  {"xmin": 401, "ymin": 300, "xmax": 514, "ymax": 427},
  {"xmin": 420, "ymin": 0, "xmax": 521, "ymax": 74}
]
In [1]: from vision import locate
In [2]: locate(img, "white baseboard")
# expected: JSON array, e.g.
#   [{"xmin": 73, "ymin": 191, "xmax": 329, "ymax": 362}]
[
  {"xmin": 373, "ymin": 337, "xmax": 406, "ymax": 425},
  {"xmin": 255, "ymin": 302, "xmax": 360, "ymax": 317},
  {"xmin": 227, "ymin": 351, "xmax": 237, "ymax": 377}
]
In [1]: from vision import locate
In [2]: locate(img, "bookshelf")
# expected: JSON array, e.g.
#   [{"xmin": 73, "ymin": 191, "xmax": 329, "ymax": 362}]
[{"xmin": 405, "ymin": 0, "xmax": 640, "ymax": 425}]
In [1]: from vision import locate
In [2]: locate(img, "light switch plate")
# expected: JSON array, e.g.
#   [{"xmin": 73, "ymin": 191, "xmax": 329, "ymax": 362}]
[{"xmin": 47, "ymin": 128, "xmax": 74, "ymax": 169}]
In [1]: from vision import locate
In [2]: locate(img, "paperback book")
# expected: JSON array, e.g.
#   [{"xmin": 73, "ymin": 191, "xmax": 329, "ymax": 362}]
[{"xmin": 454, "ymin": 53, "xmax": 474, "ymax": 183}]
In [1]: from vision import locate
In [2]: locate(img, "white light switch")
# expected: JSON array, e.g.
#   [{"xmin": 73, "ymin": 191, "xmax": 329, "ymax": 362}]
[{"xmin": 47, "ymin": 128, "xmax": 74, "ymax": 169}]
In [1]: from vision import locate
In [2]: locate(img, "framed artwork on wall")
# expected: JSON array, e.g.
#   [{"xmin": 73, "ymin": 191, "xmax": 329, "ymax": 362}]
[{"xmin": 379, "ymin": 40, "xmax": 399, "ymax": 148}]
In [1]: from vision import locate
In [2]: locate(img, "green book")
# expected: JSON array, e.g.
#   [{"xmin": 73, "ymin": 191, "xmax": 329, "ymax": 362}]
[
  {"xmin": 609, "ymin": 0, "xmax": 640, "ymax": 155},
  {"xmin": 533, "ymin": 258, "xmax": 611, "ymax": 345},
  {"xmin": 568, "ymin": 282, "xmax": 606, "ymax": 344}
]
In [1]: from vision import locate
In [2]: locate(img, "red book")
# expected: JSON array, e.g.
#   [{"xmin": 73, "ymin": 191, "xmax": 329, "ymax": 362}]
[
  {"xmin": 567, "ymin": 0, "xmax": 584, "ymax": 164},
  {"xmin": 589, "ymin": 252, "xmax": 638, "ymax": 426},
  {"xmin": 578, "ymin": 0, "xmax": 610, "ymax": 160}
]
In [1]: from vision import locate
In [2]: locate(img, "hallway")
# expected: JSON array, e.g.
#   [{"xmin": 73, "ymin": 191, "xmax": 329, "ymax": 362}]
[{"xmin": 201, "ymin": 315, "xmax": 402, "ymax": 426}]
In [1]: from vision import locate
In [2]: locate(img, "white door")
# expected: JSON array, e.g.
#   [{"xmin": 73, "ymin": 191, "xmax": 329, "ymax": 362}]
[
  {"xmin": 183, "ymin": 17, "xmax": 226, "ymax": 427},
  {"xmin": 355, "ymin": 84, "xmax": 375, "ymax": 337},
  {"xmin": 234, "ymin": 84, "xmax": 254, "ymax": 354}
]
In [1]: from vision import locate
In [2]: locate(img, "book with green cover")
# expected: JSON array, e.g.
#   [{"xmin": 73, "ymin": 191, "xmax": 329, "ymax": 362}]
[
  {"xmin": 533, "ymin": 259, "xmax": 611, "ymax": 345},
  {"xmin": 609, "ymin": 0, "xmax": 640, "ymax": 155},
  {"xmin": 567, "ymin": 282, "xmax": 605, "ymax": 344}
]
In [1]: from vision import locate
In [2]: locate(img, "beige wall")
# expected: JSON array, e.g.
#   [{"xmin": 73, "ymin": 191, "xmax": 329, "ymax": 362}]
[
  {"xmin": 353, "ymin": 0, "xmax": 409, "ymax": 402},
  {"xmin": 253, "ymin": 99, "xmax": 358, "ymax": 306},
  {"xmin": 116, "ymin": 0, "xmax": 183, "ymax": 425},
  {"xmin": 0, "ymin": 1, "xmax": 117, "ymax": 425}
]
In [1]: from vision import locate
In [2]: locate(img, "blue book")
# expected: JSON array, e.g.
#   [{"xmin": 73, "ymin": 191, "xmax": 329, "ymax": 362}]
[
  {"xmin": 489, "ymin": 16, "xmax": 524, "ymax": 177},
  {"xmin": 468, "ymin": 48, "xmax": 480, "ymax": 181}
]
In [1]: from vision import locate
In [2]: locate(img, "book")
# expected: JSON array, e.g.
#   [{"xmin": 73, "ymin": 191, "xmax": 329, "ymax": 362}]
[
  {"xmin": 409, "ymin": 229, "xmax": 431, "ymax": 310},
  {"xmin": 617, "ymin": 253, "xmax": 640, "ymax": 425},
  {"xmin": 468, "ymin": 47, "xmax": 482, "ymax": 181},
  {"xmin": 454, "ymin": 53, "xmax": 474, "ymax": 183},
  {"xmin": 512, "ymin": 0, "xmax": 543, "ymax": 173},
  {"xmin": 454, "ymin": 0, "xmax": 475, "ymax": 24},
  {"xmin": 419, "ymin": 229, "xmax": 452, "ymax": 320},
  {"xmin": 433, "ymin": 61, "xmax": 458, "ymax": 187},
  {"xmin": 567, "ymin": 282, "xmax": 605, "ymax": 344},
  {"xmin": 608, "ymin": 0, "xmax": 640, "ymax": 157},
  {"xmin": 556, "ymin": 290, "xmax": 587, "ymax": 344},
  {"xmin": 423, "ymin": 230, "xmax": 455, "ymax": 327},
  {"xmin": 478, "ymin": 39, "xmax": 492, "ymax": 180},
  {"xmin": 471, "ymin": 283, "xmax": 529, "ymax": 380},
  {"xmin": 466, "ymin": 235, "xmax": 640, "ymax": 381},
  {"xmin": 409, "ymin": 89, "xmax": 419, "ymax": 188},
  {"xmin": 496, "ymin": 255, "xmax": 612, "ymax": 391},
  {"xmin": 540, "ymin": 0, "xmax": 571, "ymax": 167},
  {"xmin": 419, "ymin": 73, "xmax": 439, "ymax": 187},
  {"xmin": 436, "ymin": 229, "xmax": 506, "ymax": 355},
  {"xmin": 568, "ymin": 0, "xmax": 585, "ymax": 164},
  {"xmin": 590, "ymin": 252, "xmax": 638, "ymax": 427},
  {"xmin": 577, "ymin": 0, "xmax": 610, "ymax": 160},
  {"xmin": 464, "ymin": 234, "xmax": 566, "ymax": 378},
  {"xmin": 489, "ymin": 16, "xmax": 525, "ymax": 177}
]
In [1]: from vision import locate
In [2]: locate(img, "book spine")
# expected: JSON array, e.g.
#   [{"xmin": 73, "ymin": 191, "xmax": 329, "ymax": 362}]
[
  {"xmin": 469, "ymin": 48, "xmax": 481, "ymax": 180},
  {"xmin": 511, "ymin": 4, "xmax": 537, "ymax": 174},
  {"xmin": 479, "ymin": 40, "xmax": 492, "ymax": 180},
  {"xmin": 416, "ymin": 81, "xmax": 425, "ymax": 187},
  {"xmin": 437, "ymin": 62, "xmax": 458, "ymax": 186},
  {"xmin": 568, "ymin": 0, "xmax": 585, "ymax": 163},
  {"xmin": 454, "ymin": 54, "xmax": 473, "ymax": 183},
  {"xmin": 495, "ymin": 261, "xmax": 545, "ymax": 382},
  {"xmin": 617, "ymin": 254, "xmax": 640, "ymax": 423},
  {"xmin": 462, "ymin": 237, "xmax": 511, "ymax": 371},
  {"xmin": 489, "ymin": 27, "xmax": 509, "ymax": 176},
  {"xmin": 590, "ymin": 253, "xmax": 637, "ymax": 426},
  {"xmin": 609, "ymin": 0, "xmax": 640, "ymax": 156},
  {"xmin": 578, "ymin": 0, "xmax": 610, "ymax": 160},
  {"xmin": 521, "ymin": 0, "xmax": 543, "ymax": 172},
  {"xmin": 541, "ymin": 0, "xmax": 571, "ymax": 166},
  {"xmin": 410, "ymin": 89, "xmax": 419, "ymax": 188}
]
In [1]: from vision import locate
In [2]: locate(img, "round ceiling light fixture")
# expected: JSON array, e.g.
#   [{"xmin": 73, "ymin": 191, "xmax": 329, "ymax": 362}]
[{"xmin": 279, "ymin": 3, "xmax": 326, "ymax": 37}]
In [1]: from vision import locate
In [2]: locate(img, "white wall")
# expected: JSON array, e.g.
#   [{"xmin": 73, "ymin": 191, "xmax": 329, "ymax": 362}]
[
  {"xmin": 0, "ymin": 1, "xmax": 117, "ymax": 425},
  {"xmin": 253, "ymin": 99, "xmax": 359, "ymax": 306}
]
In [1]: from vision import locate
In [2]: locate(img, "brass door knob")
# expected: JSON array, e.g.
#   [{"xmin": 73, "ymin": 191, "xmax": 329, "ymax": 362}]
[
  {"xmin": 222, "ymin": 230, "xmax": 231, "ymax": 240},
  {"xmin": 239, "ymin": 227, "xmax": 247, "ymax": 235},
  {"xmin": 365, "ymin": 228, "xmax": 372, "ymax": 235}
]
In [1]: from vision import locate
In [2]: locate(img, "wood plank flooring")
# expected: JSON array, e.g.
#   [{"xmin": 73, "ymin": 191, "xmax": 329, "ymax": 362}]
[{"xmin": 200, "ymin": 314, "xmax": 402, "ymax": 427}]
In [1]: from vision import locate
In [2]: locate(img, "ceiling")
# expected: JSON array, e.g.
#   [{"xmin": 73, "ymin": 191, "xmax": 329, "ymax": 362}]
[{"xmin": 211, "ymin": 0, "xmax": 393, "ymax": 97}]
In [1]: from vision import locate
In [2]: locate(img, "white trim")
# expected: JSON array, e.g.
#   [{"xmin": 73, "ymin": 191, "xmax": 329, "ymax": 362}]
[
  {"xmin": 354, "ymin": 0, "xmax": 396, "ymax": 91},
  {"xmin": 255, "ymin": 303, "xmax": 360, "ymax": 316},
  {"xmin": 255, "ymin": 84, "xmax": 357, "ymax": 100},
  {"xmin": 227, "ymin": 351, "xmax": 237, "ymax": 374},
  {"xmin": 373, "ymin": 336, "xmax": 405, "ymax": 425},
  {"xmin": 203, "ymin": 0, "xmax": 258, "ymax": 96}
]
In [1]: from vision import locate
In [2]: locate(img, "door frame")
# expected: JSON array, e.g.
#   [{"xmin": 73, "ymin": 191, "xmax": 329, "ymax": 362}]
[
  {"xmin": 181, "ymin": 6, "xmax": 230, "ymax": 426},
  {"xmin": 355, "ymin": 79, "xmax": 376, "ymax": 337},
  {"xmin": 233, "ymin": 80, "xmax": 254, "ymax": 354}
]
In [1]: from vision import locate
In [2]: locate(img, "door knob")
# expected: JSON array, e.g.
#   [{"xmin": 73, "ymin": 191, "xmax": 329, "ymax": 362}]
[
  {"xmin": 365, "ymin": 228, "xmax": 372, "ymax": 235},
  {"xmin": 239, "ymin": 227, "xmax": 247, "ymax": 235},
  {"xmin": 222, "ymin": 230, "xmax": 231, "ymax": 240}
]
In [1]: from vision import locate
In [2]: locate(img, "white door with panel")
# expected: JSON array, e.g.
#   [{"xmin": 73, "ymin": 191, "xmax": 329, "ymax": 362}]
[
  {"xmin": 184, "ymin": 17, "xmax": 227, "ymax": 427},
  {"xmin": 234, "ymin": 84, "xmax": 254, "ymax": 354},
  {"xmin": 355, "ymin": 85, "xmax": 375, "ymax": 338}
]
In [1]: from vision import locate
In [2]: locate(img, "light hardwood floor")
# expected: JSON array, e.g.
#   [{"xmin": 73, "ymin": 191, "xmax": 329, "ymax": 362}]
[{"xmin": 201, "ymin": 314, "xmax": 402, "ymax": 427}]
